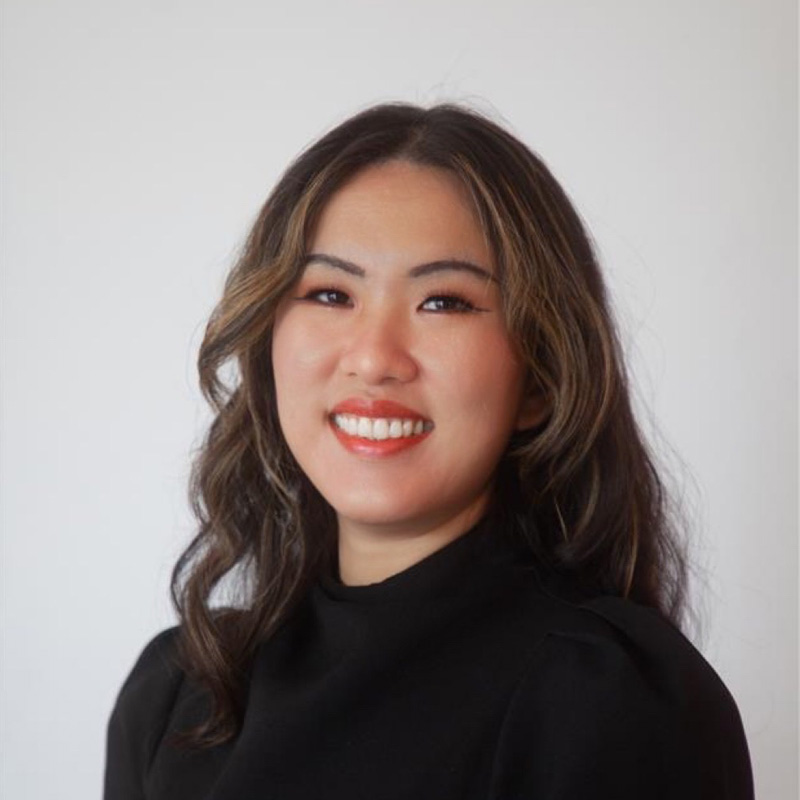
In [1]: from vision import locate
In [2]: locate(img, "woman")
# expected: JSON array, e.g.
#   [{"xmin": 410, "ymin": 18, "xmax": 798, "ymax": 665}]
[{"xmin": 104, "ymin": 103, "xmax": 754, "ymax": 799}]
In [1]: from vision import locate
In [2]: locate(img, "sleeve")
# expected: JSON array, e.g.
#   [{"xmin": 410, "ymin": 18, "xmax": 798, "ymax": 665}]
[
  {"xmin": 103, "ymin": 627, "xmax": 184, "ymax": 800},
  {"xmin": 488, "ymin": 599, "xmax": 755, "ymax": 800}
]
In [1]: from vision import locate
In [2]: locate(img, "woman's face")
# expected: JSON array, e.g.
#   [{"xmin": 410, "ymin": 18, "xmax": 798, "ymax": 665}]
[{"xmin": 272, "ymin": 160, "xmax": 544, "ymax": 542}]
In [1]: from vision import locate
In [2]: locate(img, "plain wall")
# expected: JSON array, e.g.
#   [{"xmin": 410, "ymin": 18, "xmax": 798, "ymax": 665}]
[{"xmin": 1, "ymin": 0, "xmax": 796, "ymax": 797}]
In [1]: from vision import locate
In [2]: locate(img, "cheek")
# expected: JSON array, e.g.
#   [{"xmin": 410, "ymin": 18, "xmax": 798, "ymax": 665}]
[
  {"xmin": 272, "ymin": 321, "xmax": 322, "ymax": 445},
  {"xmin": 272, "ymin": 316, "xmax": 334, "ymax": 395},
  {"xmin": 427, "ymin": 330, "xmax": 524, "ymax": 421}
]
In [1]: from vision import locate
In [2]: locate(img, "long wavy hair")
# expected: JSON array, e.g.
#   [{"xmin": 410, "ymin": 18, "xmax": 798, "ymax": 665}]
[{"xmin": 170, "ymin": 102, "xmax": 690, "ymax": 747}]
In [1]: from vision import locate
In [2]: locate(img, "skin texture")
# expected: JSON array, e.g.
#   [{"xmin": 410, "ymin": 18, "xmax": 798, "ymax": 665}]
[{"xmin": 272, "ymin": 160, "xmax": 546, "ymax": 585}]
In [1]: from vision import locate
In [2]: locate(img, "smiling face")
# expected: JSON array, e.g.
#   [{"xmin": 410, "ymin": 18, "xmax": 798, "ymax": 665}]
[{"xmin": 271, "ymin": 160, "xmax": 545, "ymax": 549}]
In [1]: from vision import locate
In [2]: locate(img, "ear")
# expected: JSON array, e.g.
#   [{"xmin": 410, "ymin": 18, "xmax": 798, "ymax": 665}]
[{"xmin": 515, "ymin": 389, "xmax": 550, "ymax": 432}]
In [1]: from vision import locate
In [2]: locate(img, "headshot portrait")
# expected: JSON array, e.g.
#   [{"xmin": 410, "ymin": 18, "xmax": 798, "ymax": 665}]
[{"xmin": 1, "ymin": 1, "xmax": 795, "ymax": 799}]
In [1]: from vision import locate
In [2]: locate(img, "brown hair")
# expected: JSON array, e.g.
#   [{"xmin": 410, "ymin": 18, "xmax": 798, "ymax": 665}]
[{"xmin": 170, "ymin": 102, "xmax": 689, "ymax": 747}]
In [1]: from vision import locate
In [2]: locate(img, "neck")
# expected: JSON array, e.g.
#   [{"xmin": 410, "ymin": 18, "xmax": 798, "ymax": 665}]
[{"xmin": 336, "ymin": 503, "xmax": 489, "ymax": 587}]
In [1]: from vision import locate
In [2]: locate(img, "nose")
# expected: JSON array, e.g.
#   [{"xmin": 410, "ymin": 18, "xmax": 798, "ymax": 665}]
[{"xmin": 339, "ymin": 305, "xmax": 419, "ymax": 386}]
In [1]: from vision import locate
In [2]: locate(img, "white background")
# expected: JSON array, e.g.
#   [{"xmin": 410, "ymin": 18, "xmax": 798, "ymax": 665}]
[{"xmin": 1, "ymin": 1, "xmax": 796, "ymax": 797}]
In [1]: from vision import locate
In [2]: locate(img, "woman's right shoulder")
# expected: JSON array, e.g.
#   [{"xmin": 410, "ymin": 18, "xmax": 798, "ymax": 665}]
[
  {"xmin": 115, "ymin": 626, "xmax": 185, "ymax": 709},
  {"xmin": 104, "ymin": 627, "xmax": 186, "ymax": 799},
  {"xmin": 131, "ymin": 624, "xmax": 182, "ymax": 664}
]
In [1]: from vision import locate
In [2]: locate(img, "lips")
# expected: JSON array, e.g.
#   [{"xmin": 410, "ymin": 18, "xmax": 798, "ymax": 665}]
[{"xmin": 329, "ymin": 397, "xmax": 433, "ymax": 457}]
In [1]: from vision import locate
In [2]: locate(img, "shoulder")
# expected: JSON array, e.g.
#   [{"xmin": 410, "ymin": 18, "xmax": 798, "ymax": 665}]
[
  {"xmin": 111, "ymin": 626, "xmax": 185, "ymax": 729},
  {"xmin": 490, "ymin": 578, "xmax": 754, "ymax": 799},
  {"xmin": 577, "ymin": 594, "xmax": 741, "ymax": 720},
  {"xmin": 517, "ymin": 564, "xmax": 743, "ymax": 714},
  {"xmin": 104, "ymin": 627, "xmax": 185, "ymax": 799}
]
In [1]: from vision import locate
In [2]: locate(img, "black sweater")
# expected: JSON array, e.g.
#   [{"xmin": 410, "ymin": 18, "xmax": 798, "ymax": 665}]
[{"xmin": 104, "ymin": 520, "xmax": 754, "ymax": 799}]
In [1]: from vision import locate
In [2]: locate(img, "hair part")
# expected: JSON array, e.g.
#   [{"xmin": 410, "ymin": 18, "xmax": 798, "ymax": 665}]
[{"xmin": 170, "ymin": 102, "xmax": 690, "ymax": 747}]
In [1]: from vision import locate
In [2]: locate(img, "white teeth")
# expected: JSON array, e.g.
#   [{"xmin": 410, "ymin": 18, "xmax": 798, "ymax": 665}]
[
  {"xmin": 333, "ymin": 414, "xmax": 432, "ymax": 441},
  {"xmin": 357, "ymin": 417, "xmax": 371, "ymax": 438},
  {"xmin": 373, "ymin": 419, "xmax": 389, "ymax": 440}
]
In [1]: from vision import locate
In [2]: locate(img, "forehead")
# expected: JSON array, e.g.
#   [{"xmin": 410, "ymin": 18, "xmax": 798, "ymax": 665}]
[{"xmin": 310, "ymin": 160, "xmax": 493, "ymax": 271}]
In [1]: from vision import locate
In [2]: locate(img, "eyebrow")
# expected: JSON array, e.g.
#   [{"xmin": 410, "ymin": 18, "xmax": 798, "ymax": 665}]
[{"xmin": 300, "ymin": 253, "xmax": 498, "ymax": 284}]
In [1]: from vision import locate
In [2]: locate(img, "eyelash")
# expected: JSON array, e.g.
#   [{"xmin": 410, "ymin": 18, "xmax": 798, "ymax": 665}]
[
  {"xmin": 298, "ymin": 288, "xmax": 352, "ymax": 306},
  {"xmin": 295, "ymin": 287, "xmax": 486, "ymax": 314}
]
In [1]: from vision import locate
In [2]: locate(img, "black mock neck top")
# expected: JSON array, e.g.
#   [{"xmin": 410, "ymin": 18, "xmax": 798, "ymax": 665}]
[{"xmin": 104, "ymin": 519, "xmax": 754, "ymax": 799}]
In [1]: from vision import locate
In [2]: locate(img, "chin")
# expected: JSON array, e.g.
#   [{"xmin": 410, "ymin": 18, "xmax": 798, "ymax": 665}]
[
  {"xmin": 327, "ymin": 488, "xmax": 487, "ymax": 539},
  {"xmin": 329, "ymin": 498, "xmax": 422, "ymax": 531}
]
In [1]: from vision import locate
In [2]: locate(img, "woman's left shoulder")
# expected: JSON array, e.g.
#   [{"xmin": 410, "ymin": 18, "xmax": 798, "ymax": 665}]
[
  {"xmin": 522, "ymin": 569, "xmax": 744, "ymax": 717},
  {"xmin": 576, "ymin": 593, "xmax": 740, "ymax": 712},
  {"xmin": 490, "ymin": 585, "xmax": 755, "ymax": 799}
]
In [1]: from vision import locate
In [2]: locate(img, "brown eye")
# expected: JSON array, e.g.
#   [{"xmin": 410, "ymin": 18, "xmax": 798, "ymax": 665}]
[
  {"xmin": 420, "ymin": 295, "xmax": 480, "ymax": 313},
  {"xmin": 299, "ymin": 288, "xmax": 352, "ymax": 306}
]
